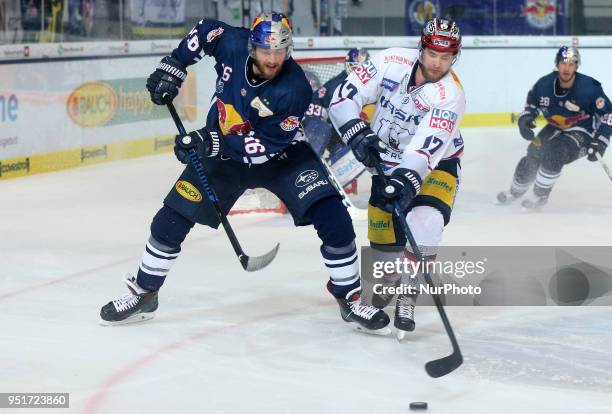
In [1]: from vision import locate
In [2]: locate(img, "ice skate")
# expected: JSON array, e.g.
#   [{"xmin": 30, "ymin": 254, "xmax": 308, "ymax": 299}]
[
  {"xmin": 521, "ymin": 193, "xmax": 549, "ymax": 210},
  {"xmin": 100, "ymin": 274, "xmax": 159, "ymax": 326},
  {"xmin": 394, "ymin": 293, "xmax": 416, "ymax": 342},
  {"xmin": 331, "ymin": 283, "xmax": 391, "ymax": 336},
  {"xmin": 496, "ymin": 190, "xmax": 521, "ymax": 205}
]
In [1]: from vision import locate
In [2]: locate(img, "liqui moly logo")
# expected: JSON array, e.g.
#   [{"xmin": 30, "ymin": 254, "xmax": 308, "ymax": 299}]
[{"xmin": 429, "ymin": 108, "xmax": 458, "ymax": 132}]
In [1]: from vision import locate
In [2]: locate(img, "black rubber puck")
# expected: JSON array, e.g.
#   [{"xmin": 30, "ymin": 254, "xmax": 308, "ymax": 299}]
[{"xmin": 409, "ymin": 402, "xmax": 428, "ymax": 410}]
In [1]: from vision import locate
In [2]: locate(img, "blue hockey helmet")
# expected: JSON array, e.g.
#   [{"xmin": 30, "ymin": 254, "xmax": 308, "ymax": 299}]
[
  {"xmin": 345, "ymin": 48, "xmax": 370, "ymax": 75},
  {"xmin": 555, "ymin": 46, "xmax": 580, "ymax": 67},
  {"xmin": 249, "ymin": 12, "xmax": 293, "ymax": 58}
]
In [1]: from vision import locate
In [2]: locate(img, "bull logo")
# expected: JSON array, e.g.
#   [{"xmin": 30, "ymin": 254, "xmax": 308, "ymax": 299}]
[{"xmin": 217, "ymin": 99, "xmax": 253, "ymax": 135}]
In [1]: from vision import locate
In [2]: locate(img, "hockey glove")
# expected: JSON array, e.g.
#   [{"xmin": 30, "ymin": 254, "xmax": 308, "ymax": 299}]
[
  {"xmin": 146, "ymin": 56, "xmax": 187, "ymax": 105},
  {"xmin": 587, "ymin": 134, "xmax": 610, "ymax": 162},
  {"xmin": 381, "ymin": 168, "xmax": 422, "ymax": 213},
  {"xmin": 339, "ymin": 119, "xmax": 386, "ymax": 168},
  {"xmin": 517, "ymin": 111, "xmax": 537, "ymax": 141},
  {"xmin": 174, "ymin": 128, "xmax": 221, "ymax": 164}
]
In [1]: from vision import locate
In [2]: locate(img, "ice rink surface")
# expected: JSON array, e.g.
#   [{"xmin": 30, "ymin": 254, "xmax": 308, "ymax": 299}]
[{"xmin": 1, "ymin": 127, "xmax": 611, "ymax": 413}]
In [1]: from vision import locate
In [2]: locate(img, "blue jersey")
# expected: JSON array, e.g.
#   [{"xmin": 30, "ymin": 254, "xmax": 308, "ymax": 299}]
[
  {"xmin": 170, "ymin": 19, "xmax": 312, "ymax": 164},
  {"xmin": 312, "ymin": 70, "xmax": 347, "ymax": 114},
  {"xmin": 303, "ymin": 71, "xmax": 347, "ymax": 143},
  {"xmin": 524, "ymin": 71, "xmax": 612, "ymax": 139}
]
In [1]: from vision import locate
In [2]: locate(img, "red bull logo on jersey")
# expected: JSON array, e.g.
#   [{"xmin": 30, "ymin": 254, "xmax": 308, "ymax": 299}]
[
  {"xmin": 547, "ymin": 113, "xmax": 589, "ymax": 129},
  {"xmin": 217, "ymin": 99, "xmax": 253, "ymax": 135},
  {"xmin": 206, "ymin": 27, "xmax": 224, "ymax": 43},
  {"xmin": 522, "ymin": 0, "xmax": 556, "ymax": 30},
  {"xmin": 429, "ymin": 108, "xmax": 458, "ymax": 133},
  {"xmin": 279, "ymin": 116, "xmax": 299, "ymax": 131}
]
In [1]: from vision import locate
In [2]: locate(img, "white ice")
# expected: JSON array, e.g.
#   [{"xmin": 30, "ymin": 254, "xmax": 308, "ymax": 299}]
[{"xmin": 1, "ymin": 127, "xmax": 611, "ymax": 414}]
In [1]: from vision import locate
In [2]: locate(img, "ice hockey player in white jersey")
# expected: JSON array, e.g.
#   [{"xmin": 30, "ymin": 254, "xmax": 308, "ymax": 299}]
[{"xmin": 329, "ymin": 18, "xmax": 465, "ymax": 340}]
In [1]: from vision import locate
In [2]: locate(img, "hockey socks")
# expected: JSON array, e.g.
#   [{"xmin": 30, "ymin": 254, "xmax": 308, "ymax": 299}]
[
  {"xmin": 136, "ymin": 236, "xmax": 181, "ymax": 291},
  {"xmin": 321, "ymin": 241, "xmax": 360, "ymax": 298},
  {"xmin": 136, "ymin": 206, "xmax": 194, "ymax": 291}
]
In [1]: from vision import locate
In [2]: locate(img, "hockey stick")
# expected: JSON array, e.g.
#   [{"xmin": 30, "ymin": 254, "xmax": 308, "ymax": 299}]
[
  {"xmin": 372, "ymin": 158, "xmax": 463, "ymax": 378},
  {"xmin": 596, "ymin": 153, "xmax": 612, "ymax": 183},
  {"xmin": 166, "ymin": 102, "xmax": 279, "ymax": 271},
  {"xmin": 320, "ymin": 157, "xmax": 368, "ymax": 220}
]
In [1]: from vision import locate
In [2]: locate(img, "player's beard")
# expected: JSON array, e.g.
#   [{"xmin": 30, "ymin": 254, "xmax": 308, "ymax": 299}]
[
  {"xmin": 558, "ymin": 70, "xmax": 576, "ymax": 85},
  {"xmin": 253, "ymin": 58, "xmax": 284, "ymax": 80},
  {"xmin": 420, "ymin": 62, "xmax": 447, "ymax": 83}
]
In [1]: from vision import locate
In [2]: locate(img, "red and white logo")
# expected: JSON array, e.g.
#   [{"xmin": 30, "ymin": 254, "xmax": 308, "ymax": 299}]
[
  {"xmin": 434, "ymin": 82, "xmax": 446, "ymax": 100},
  {"xmin": 413, "ymin": 95, "xmax": 430, "ymax": 112},
  {"xmin": 318, "ymin": 87, "xmax": 327, "ymax": 99},
  {"xmin": 280, "ymin": 116, "xmax": 300, "ymax": 131},
  {"xmin": 206, "ymin": 27, "xmax": 224, "ymax": 43},
  {"xmin": 353, "ymin": 61, "xmax": 377, "ymax": 84},
  {"xmin": 522, "ymin": 0, "xmax": 556, "ymax": 30},
  {"xmin": 596, "ymin": 97, "xmax": 606, "ymax": 110}
]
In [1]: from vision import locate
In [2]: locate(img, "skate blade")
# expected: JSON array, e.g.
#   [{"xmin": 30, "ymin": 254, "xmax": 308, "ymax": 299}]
[
  {"xmin": 396, "ymin": 330, "xmax": 407, "ymax": 342},
  {"xmin": 100, "ymin": 312, "xmax": 155, "ymax": 326},
  {"xmin": 350, "ymin": 323, "xmax": 392, "ymax": 336}
]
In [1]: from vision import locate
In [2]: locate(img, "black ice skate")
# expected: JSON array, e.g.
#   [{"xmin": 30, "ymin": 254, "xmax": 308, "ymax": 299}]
[
  {"xmin": 521, "ymin": 193, "xmax": 549, "ymax": 210},
  {"xmin": 333, "ymin": 286, "xmax": 391, "ymax": 336},
  {"xmin": 100, "ymin": 275, "xmax": 158, "ymax": 325},
  {"xmin": 394, "ymin": 293, "xmax": 416, "ymax": 342}
]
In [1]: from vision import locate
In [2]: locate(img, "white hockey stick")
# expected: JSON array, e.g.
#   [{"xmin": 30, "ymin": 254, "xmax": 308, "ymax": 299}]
[
  {"xmin": 321, "ymin": 158, "xmax": 368, "ymax": 220},
  {"xmin": 596, "ymin": 153, "xmax": 612, "ymax": 183}
]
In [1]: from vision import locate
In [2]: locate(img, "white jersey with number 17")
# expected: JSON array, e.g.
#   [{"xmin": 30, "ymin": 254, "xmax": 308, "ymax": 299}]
[{"xmin": 329, "ymin": 47, "xmax": 465, "ymax": 181}]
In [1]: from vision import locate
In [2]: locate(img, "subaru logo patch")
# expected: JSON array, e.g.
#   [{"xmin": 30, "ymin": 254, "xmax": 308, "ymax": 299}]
[{"xmin": 295, "ymin": 170, "xmax": 319, "ymax": 187}]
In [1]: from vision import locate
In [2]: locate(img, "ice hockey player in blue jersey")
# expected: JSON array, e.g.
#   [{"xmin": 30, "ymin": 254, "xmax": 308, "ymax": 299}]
[
  {"xmin": 303, "ymin": 48, "xmax": 370, "ymax": 156},
  {"xmin": 497, "ymin": 46, "xmax": 612, "ymax": 209},
  {"xmin": 99, "ymin": 12, "xmax": 389, "ymax": 333}
]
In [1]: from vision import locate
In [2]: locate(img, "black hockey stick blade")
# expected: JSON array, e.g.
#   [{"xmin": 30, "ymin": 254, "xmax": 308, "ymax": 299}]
[
  {"xmin": 240, "ymin": 242, "xmax": 280, "ymax": 272},
  {"xmin": 425, "ymin": 350, "xmax": 463, "ymax": 378}
]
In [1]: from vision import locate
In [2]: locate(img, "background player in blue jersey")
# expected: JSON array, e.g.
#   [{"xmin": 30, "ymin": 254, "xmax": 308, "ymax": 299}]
[
  {"xmin": 497, "ymin": 46, "xmax": 612, "ymax": 209},
  {"xmin": 99, "ymin": 12, "xmax": 389, "ymax": 333},
  {"xmin": 303, "ymin": 48, "xmax": 370, "ymax": 157}
]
